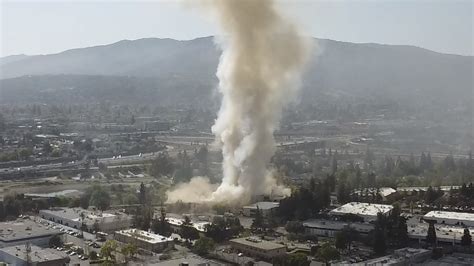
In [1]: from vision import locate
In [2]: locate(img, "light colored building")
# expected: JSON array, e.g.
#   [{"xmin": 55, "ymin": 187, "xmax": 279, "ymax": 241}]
[
  {"xmin": 39, "ymin": 207, "xmax": 132, "ymax": 233},
  {"xmin": 352, "ymin": 187, "xmax": 397, "ymax": 202},
  {"xmin": 330, "ymin": 202, "xmax": 393, "ymax": 222},
  {"xmin": 242, "ymin": 202, "xmax": 279, "ymax": 217},
  {"xmin": 0, "ymin": 244, "xmax": 68, "ymax": 266},
  {"xmin": 336, "ymin": 248, "xmax": 430, "ymax": 266},
  {"xmin": 0, "ymin": 220, "xmax": 62, "ymax": 248},
  {"xmin": 423, "ymin": 211, "xmax": 474, "ymax": 227},
  {"xmin": 407, "ymin": 222, "xmax": 474, "ymax": 244},
  {"xmin": 303, "ymin": 219, "xmax": 374, "ymax": 237},
  {"xmin": 166, "ymin": 217, "xmax": 209, "ymax": 236},
  {"xmin": 229, "ymin": 237, "xmax": 286, "ymax": 260},
  {"xmin": 114, "ymin": 229, "xmax": 174, "ymax": 253}
]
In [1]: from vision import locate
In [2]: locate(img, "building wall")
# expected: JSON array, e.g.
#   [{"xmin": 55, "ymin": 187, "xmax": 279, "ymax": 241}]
[
  {"xmin": 0, "ymin": 249, "xmax": 67, "ymax": 266},
  {"xmin": 305, "ymin": 227, "xmax": 339, "ymax": 238},
  {"xmin": 229, "ymin": 242, "xmax": 285, "ymax": 260},
  {"xmin": 424, "ymin": 217, "xmax": 474, "ymax": 227},
  {"xmin": 39, "ymin": 210, "xmax": 132, "ymax": 233},
  {"xmin": 0, "ymin": 237, "xmax": 51, "ymax": 249},
  {"xmin": 114, "ymin": 233, "xmax": 173, "ymax": 253},
  {"xmin": 242, "ymin": 208, "xmax": 277, "ymax": 217}
]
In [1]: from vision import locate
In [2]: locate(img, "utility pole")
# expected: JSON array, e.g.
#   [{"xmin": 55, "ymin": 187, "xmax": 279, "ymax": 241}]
[{"xmin": 25, "ymin": 242, "xmax": 31, "ymax": 266}]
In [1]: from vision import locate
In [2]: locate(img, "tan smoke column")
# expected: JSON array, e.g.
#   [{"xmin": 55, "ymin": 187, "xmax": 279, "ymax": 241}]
[{"xmin": 167, "ymin": 0, "xmax": 311, "ymax": 204}]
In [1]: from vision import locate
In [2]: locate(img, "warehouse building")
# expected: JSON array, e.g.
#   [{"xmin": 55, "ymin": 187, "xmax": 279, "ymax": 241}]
[
  {"xmin": 330, "ymin": 202, "xmax": 393, "ymax": 222},
  {"xmin": 39, "ymin": 207, "xmax": 132, "ymax": 233},
  {"xmin": 0, "ymin": 220, "xmax": 62, "ymax": 248},
  {"xmin": 423, "ymin": 211, "xmax": 474, "ymax": 227},
  {"xmin": 114, "ymin": 229, "xmax": 174, "ymax": 253},
  {"xmin": 0, "ymin": 244, "xmax": 68, "ymax": 266},
  {"xmin": 229, "ymin": 237, "xmax": 286, "ymax": 260}
]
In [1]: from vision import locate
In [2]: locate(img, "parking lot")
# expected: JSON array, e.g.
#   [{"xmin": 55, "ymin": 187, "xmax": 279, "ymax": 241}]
[{"xmin": 36, "ymin": 217, "xmax": 105, "ymax": 265}]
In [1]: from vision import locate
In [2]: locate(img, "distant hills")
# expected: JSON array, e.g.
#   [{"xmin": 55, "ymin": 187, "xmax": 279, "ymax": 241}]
[{"xmin": 0, "ymin": 36, "xmax": 472, "ymax": 110}]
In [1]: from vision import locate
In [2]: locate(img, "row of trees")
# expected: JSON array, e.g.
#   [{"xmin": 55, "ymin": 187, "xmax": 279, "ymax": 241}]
[{"xmin": 278, "ymin": 177, "xmax": 331, "ymax": 221}]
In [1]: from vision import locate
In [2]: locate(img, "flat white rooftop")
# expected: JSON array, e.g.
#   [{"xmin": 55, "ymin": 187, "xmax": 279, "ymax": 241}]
[
  {"xmin": 353, "ymin": 187, "xmax": 397, "ymax": 197},
  {"xmin": 330, "ymin": 202, "xmax": 393, "ymax": 218},
  {"xmin": 166, "ymin": 217, "xmax": 209, "ymax": 232},
  {"xmin": 243, "ymin": 202, "xmax": 279, "ymax": 210},
  {"xmin": 116, "ymin": 229, "xmax": 172, "ymax": 244},
  {"xmin": 424, "ymin": 211, "xmax": 474, "ymax": 222}
]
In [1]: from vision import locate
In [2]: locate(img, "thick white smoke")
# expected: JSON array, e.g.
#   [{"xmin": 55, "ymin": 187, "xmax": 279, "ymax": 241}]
[{"xmin": 167, "ymin": 0, "xmax": 311, "ymax": 205}]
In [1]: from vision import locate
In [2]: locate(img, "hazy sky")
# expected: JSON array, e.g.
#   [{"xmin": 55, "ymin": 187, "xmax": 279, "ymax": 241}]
[{"xmin": 1, "ymin": 0, "xmax": 472, "ymax": 57}]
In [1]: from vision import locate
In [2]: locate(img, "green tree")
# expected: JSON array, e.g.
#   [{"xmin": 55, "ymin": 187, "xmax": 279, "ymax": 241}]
[
  {"xmin": 148, "ymin": 153, "xmax": 174, "ymax": 177},
  {"xmin": 89, "ymin": 186, "xmax": 111, "ymax": 211},
  {"xmin": 426, "ymin": 221, "xmax": 437, "ymax": 247},
  {"xmin": 121, "ymin": 243, "xmax": 138, "ymax": 263},
  {"xmin": 251, "ymin": 207, "xmax": 264, "ymax": 231},
  {"xmin": 181, "ymin": 216, "xmax": 199, "ymax": 244},
  {"xmin": 139, "ymin": 182, "xmax": 146, "ymax": 205},
  {"xmin": 152, "ymin": 204, "xmax": 171, "ymax": 237},
  {"xmin": 285, "ymin": 221, "xmax": 305, "ymax": 234},
  {"xmin": 49, "ymin": 235, "xmax": 63, "ymax": 248},
  {"xmin": 193, "ymin": 236, "xmax": 215, "ymax": 255},
  {"xmin": 335, "ymin": 231, "xmax": 347, "ymax": 250},
  {"xmin": 461, "ymin": 228, "xmax": 472, "ymax": 247},
  {"xmin": 100, "ymin": 240, "xmax": 118, "ymax": 264},
  {"xmin": 373, "ymin": 213, "xmax": 387, "ymax": 255},
  {"xmin": 285, "ymin": 253, "xmax": 310, "ymax": 266},
  {"xmin": 317, "ymin": 243, "xmax": 340, "ymax": 265},
  {"xmin": 89, "ymin": 251, "xmax": 98, "ymax": 260},
  {"xmin": 0, "ymin": 113, "xmax": 5, "ymax": 132}
]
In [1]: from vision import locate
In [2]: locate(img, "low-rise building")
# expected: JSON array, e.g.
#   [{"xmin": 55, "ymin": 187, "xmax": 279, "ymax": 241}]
[
  {"xmin": 423, "ymin": 211, "xmax": 474, "ymax": 227},
  {"xmin": 0, "ymin": 244, "xmax": 68, "ymax": 266},
  {"xmin": 303, "ymin": 219, "xmax": 374, "ymax": 237},
  {"xmin": 407, "ymin": 222, "xmax": 474, "ymax": 244},
  {"xmin": 336, "ymin": 248, "xmax": 431, "ymax": 266},
  {"xmin": 166, "ymin": 217, "xmax": 209, "ymax": 236},
  {"xmin": 114, "ymin": 229, "xmax": 174, "ymax": 253},
  {"xmin": 242, "ymin": 202, "xmax": 279, "ymax": 217},
  {"xmin": 0, "ymin": 220, "xmax": 62, "ymax": 248},
  {"xmin": 352, "ymin": 187, "xmax": 398, "ymax": 202},
  {"xmin": 229, "ymin": 237, "xmax": 286, "ymax": 260},
  {"xmin": 39, "ymin": 207, "xmax": 132, "ymax": 233},
  {"xmin": 330, "ymin": 202, "xmax": 393, "ymax": 222}
]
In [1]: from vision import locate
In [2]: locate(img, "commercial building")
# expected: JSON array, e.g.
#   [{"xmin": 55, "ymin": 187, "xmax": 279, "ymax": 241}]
[
  {"xmin": 303, "ymin": 219, "xmax": 374, "ymax": 237},
  {"xmin": 166, "ymin": 217, "xmax": 210, "ymax": 235},
  {"xmin": 352, "ymin": 187, "xmax": 397, "ymax": 202},
  {"xmin": 330, "ymin": 202, "xmax": 393, "ymax": 222},
  {"xmin": 114, "ymin": 229, "xmax": 174, "ymax": 253},
  {"xmin": 423, "ymin": 211, "xmax": 474, "ymax": 227},
  {"xmin": 407, "ymin": 222, "xmax": 474, "ymax": 244},
  {"xmin": 39, "ymin": 207, "xmax": 132, "ymax": 233},
  {"xmin": 0, "ymin": 220, "xmax": 62, "ymax": 248},
  {"xmin": 242, "ymin": 202, "xmax": 279, "ymax": 217},
  {"xmin": 0, "ymin": 244, "xmax": 69, "ymax": 266},
  {"xmin": 336, "ymin": 248, "xmax": 431, "ymax": 266},
  {"xmin": 229, "ymin": 237, "xmax": 286, "ymax": 260}
]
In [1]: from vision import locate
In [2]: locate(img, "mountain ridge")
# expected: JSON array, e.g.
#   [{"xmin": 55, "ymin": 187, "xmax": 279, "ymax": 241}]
[{"xmin": 0, "ymin": 36, "xmax": 472, "ymax": 113}]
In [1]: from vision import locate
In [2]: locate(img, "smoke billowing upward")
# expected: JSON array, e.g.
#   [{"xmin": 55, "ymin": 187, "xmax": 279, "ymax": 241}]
[{"xmin": 166, "ymin": 0, "xmax": 311, "ymax": 205}]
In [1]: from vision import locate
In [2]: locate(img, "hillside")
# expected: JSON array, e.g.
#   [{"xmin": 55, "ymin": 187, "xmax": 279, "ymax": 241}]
[{"xmin": 0, "ymin": 37, "xmax": 472, "ymax": 110}]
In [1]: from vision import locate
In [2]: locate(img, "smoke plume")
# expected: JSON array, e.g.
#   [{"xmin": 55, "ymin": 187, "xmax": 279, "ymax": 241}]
[{"xmin": 167, "ymin": 0, "xmax": 311, "ymax": 204}]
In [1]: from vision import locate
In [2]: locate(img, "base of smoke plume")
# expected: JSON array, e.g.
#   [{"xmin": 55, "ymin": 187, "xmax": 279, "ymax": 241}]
[{"xmin": 165, "ymin": 176, "xmax": 290, "ymax": 206}]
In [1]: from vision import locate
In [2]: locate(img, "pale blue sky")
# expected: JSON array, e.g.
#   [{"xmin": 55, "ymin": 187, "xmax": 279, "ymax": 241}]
[{"xmin": 1, "ymin": 0, "xmax": 472, "ymax": 57}]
